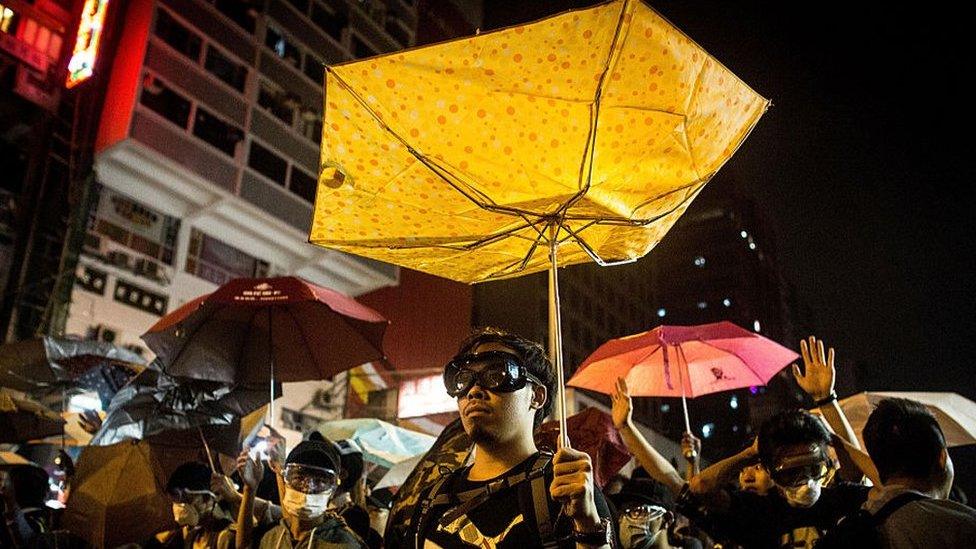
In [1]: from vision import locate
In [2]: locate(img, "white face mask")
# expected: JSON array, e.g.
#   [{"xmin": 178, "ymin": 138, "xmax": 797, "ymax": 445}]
[
  {"xmin": 281, "ymin": 487, "xmax": 330, "ymax": 520},
  {"xmin": 172, "ymin": 502, "xmax": 200, "ymax": 527},
  {"xmin": 781, "ymin": 478, "xmax": 822, "ymax": 508}
]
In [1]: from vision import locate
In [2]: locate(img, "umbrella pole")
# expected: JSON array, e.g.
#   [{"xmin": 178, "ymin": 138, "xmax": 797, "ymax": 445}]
[
  {"xmin": 268, "ymin": 308, "xmax": 275, "ymax": 429},
  {"xmin": 676, "ymin": 345, "xmax": 691, "ymax": 434},
  {"xmin": 547, "ymin": 225, "xmax": 570, "ymax": 449}
]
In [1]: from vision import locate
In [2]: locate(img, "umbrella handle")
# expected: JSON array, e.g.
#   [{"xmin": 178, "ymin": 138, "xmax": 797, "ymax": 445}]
[{"xmin": 548, "ymin": 226, "xmax": 570, "ymax": 449}]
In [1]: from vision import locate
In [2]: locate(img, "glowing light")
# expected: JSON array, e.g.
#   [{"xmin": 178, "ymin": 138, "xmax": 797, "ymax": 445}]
[
  {"xmin": 723, "ymin": 298, "xmax": 732, "ymax": 307},
  {"xmin": 749, "ymin": 242, "xmax": 757, "ymax": 250},
  {"xmin": 730, "ymin": 395, "xmax": 739, "ymax": 409},
  {"xmin": 657, "ymin": 308, "xmax": 666, "ymax": 318},
  {"xmin": 66, "ymin": 0, "xmax": 110, "ymax": 89},
  {"xmin": 740, "ymin": 230, "xmax": 748, "ymax": 239},
  {"xmin": 749, "ymin": 386, "xmax": 759, "ymax": 394},
  {"xmin": 660, "ymin": 403, "xmax": 670, "ymax": 413},
  {"xmin": 693, "ymin": 255, "xmax": 706, "ymax": 267},
  {"xmin": 753, "ymin": 320, "xmax": 761, "ymax": 332},
  {"xmin": 697, "ymin": 301, "xmax": 707, "ymax": 309},
  {"xmin": 701, "ymin": 423, "xmax": 715, "ymax": 438},
  {"xmin": 68, "ymin": 392, "xmax": 102, "ymax": 412}
]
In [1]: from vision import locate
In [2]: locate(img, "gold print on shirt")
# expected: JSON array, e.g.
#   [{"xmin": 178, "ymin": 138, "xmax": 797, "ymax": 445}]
[{"xmin": 438, "ymin": 512, "xmax": 525, "ymax": 548}]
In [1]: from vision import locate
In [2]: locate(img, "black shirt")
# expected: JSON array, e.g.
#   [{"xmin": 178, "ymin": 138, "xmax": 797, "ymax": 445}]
[
  {"xmin": 419, "ymin": 452, "xmax": 613, "ymax": 548},
  {"xmin": 681, "ymin": 482, "xmax": 870, "ymax": 549}
]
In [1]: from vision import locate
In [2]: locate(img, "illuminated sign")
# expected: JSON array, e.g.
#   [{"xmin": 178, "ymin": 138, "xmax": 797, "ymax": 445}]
[
  {"xmin": 65, "ymin": 0, "xmax": 109, "ymax": 88},
  {"xmin": 397, "ymin": 375, "xmax": 457, "ymax": 419}
]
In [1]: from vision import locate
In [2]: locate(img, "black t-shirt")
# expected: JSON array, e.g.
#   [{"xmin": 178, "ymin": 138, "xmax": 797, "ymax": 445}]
[
  {"xmin": 681, "ymin": 482, "xmax": 870, "ymax": 549},
  {"xmin": 419, "ymin": 452, "xmax": 613, "ymax": 548}
]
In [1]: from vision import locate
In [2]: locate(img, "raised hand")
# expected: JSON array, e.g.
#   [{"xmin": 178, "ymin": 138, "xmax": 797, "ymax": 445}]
[
  {"xmin": 793, "ymin": 336, "xmax": 836, "ymax": 401},
  {"xmin": 236, "ymin": 449, "xmax": 264, "ymax": 491},
  {"xmin": 610, "ymin": 377, "xmax": 633, "ymax": 430}
]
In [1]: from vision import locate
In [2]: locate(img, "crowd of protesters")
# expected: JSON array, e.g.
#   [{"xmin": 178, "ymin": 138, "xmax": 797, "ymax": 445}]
[{"xmin": 3, "ymin": 329, "xmax": 975, "ymax": 548}]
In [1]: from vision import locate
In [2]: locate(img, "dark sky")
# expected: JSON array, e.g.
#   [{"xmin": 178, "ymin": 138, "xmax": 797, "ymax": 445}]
[{"xmin": 483, "ymin": 0, "xmax": 975, "ymax": 399}]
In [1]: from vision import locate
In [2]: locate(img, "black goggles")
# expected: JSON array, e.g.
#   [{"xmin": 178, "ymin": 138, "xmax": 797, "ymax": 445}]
[
  {"xmin": 770, "ymin": 449, "xmax": 832, "ymax": 487},
  {"xmin": 443, "ymin": 350, "xmax": 543, "ymax": 398}
]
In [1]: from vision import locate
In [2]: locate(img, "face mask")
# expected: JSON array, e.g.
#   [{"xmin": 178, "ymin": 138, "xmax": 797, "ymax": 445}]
[
  {"xmin": 618, "ymin": 515, "xmax": 654, "ymax": 549},
  {"xmin": 172, "ymin": 502, "xmax": 200, "ymax": 527},
  {"xmin": 781, "ymin": 478, "xmax": 822, "ymax": 508},
  {"xmin": 281, "ymin": 486, "xmax": 329, "ymax": 520}
]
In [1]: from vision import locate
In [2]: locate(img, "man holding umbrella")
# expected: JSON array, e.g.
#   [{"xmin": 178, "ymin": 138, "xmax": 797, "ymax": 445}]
[{"xmin": 392, "ymin": 328, "xmax": 614, "ymax": 548}]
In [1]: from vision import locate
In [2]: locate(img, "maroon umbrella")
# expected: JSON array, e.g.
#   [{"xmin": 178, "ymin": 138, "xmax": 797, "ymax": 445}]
[
  {"xmin": 535, "ymin": 407, "xmax": 631, "ymax": 488},
  {"xmin": 142, "ymin": 276, "xmax": 388, "ymax": 423}
]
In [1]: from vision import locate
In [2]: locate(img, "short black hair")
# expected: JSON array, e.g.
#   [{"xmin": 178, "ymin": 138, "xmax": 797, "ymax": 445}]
[
  {"xmin": 166, "ymin": 461, "xmax": 212, "ymax": 494},
  {"xmin": 455, "ymin": 327, "xmax": 555, "ymax": 426},
  {"xmin": 757, "ymin": 409, "xmax": 831, "ymax": 469},
  {"xmin": 863, "ymin": 398, "xmax": 946, "ymax": 483},
  {"xmin": 9, "ymin": 465, "xmax": 49, "ymax": 508}
]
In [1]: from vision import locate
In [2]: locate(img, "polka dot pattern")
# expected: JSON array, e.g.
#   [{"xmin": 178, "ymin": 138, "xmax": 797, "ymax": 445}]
[{"xmin": 311, "ymin": 0, "xmax": 768, "ymax": 283}]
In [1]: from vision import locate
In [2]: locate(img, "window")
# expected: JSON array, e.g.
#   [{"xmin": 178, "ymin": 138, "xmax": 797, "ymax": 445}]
[
  {"xmin": 192, "ymin": 107, "xmax": 242, "ymax": 157},
  {"xmin": 185, "ymin": 228, "xmax": 269, "ymax": 285},
  {"xmin": 303, "ymin": 54, "xmax": 324, "ymax": 84},
  {"xmin": 302, "ymin": 113, "xmax": 323, "ymax": 143},
  {"xmin": 265, "ymin": 26, "xmax": 300, "ymax": 67},
  {"xmin": 285, "ymin": 0, "xmax": 310, "ymax": 13},
  {"xmin": 352, "ymin": 36, "xmax": 376, "ymax": 58},
  {"xmin": 140, "ymin": 76, "xmax": 192, "ymax": 128},
  {"xmin": 310, "ymin": 2, "xmax": 346, "ymax": 41},
  {"xmin": 154, "ymin": 9, "xmax": 201, "ymax": 61},
  {"xmin": 258, "ymin": 81, "xmax": 296, "ymax": 124},
  {"xmin": 114, "ymin": 279, "xmax": 168, "ymax": 316},
  {"xmin": 289, "ymin": 168, "xmax": 316, "ymax": 203},
  {"xmin": 248, "ymin": 141, "xmax": 287, "ymax": 185},
  {"xmin": 204, "ymin": 46, "xmax": 247, "ymax": 91},
  {"xmin": 212, "ymin": 0, "xmax": 255, "ymax": 33}
]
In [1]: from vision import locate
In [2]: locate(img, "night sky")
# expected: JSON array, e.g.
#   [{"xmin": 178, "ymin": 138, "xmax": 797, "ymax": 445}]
[{"xmin": 484, "ymin": 0, "xmax": 975, "ymax": 400}]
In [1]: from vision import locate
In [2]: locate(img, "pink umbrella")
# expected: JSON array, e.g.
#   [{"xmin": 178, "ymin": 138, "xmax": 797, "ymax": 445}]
[{"xmin": 568, "ymin": 321, "xmax": 799, "ymax": 432}]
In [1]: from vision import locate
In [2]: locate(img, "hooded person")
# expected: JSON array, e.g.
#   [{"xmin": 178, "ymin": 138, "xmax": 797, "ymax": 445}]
[
  {"xmin": 148, "ymin": 460, "xmax": 235, "ymax": 548},
  {"xmin": 236, "ymin": 438, "xmax": 365, "ymax": 548}
]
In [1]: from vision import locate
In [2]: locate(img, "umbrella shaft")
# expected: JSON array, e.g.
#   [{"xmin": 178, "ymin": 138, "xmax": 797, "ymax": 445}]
[{"xmin": 547, "ymin": 227, "xmax": 570, "ymax": 449}]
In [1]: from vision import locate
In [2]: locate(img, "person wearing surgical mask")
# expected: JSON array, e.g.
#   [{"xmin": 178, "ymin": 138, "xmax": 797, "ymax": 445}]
[
  {"xmin": 679, "ymin": 410, "xmax": 874, "ymax": 549},
  {"xmin": 235, "ymin": 439, "xmax": 365, "ymax": 548},
  {"xmin": 150, "ymin": 461, "xmax": 235, "ymax": 549}
]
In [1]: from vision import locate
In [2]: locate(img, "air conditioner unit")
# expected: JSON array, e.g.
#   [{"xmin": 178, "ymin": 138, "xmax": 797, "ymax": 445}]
[{"xmin": 107, "ymin": 250, "xmax": 130, "ymax": 269}]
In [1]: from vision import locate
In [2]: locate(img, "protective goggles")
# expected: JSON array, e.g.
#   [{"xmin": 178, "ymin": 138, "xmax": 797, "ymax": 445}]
[
  {"xmin": 168, "ymin": 488, "xmax": 216, "ymax": 504},
  {"xmin": 282, "ymin": 463, "xmax": 338, "ymax": 495},
  {"xmin": 620, "ymin": 503, "xmax": 667, "ymax": 521},
  {"xmin": 443, "ymin": 350, "xmax": 544, "ymax": 398},
  {"xmin": 770, "ymin": 448, "xmax": 834, "ymax": 488}
]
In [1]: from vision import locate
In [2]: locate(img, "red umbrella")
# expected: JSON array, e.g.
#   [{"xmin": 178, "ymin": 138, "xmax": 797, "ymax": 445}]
[
  {"xmin": 535, "ymin": 407, "xmax": 630, "ymax": 488},
  {"xmin": 142, "ymin": 276, "xmax": 388, "ymax": 423},
  {"xmin": 568, "ymin": 321, "xmax": 798, "ymax": 432}
]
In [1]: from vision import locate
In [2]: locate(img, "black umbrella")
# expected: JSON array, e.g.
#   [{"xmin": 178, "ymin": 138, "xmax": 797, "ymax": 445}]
[{"xmin": 0, "ymin": 388, "xmax": 66, "ymax": 443}]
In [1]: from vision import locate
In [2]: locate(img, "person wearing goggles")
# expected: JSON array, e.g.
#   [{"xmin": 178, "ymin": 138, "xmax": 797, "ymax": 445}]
[
  {"xmin": 395, "ymin": 328, "xmax": 614, "ymax": 548},
  {"xmin": 235, "ymin": 439, "xmax": 365, "ymax": 548}
]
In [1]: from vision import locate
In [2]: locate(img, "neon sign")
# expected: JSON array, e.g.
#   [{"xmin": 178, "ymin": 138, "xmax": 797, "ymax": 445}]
[{"xmin": 65, "ymin": 0, "xmax": 109, "ymax": 89}]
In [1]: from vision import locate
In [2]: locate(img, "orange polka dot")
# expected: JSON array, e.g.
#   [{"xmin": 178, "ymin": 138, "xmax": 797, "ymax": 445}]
[
  {"xmin": 437, "ymin": 115, "xmax": 446, "ymax": 124},
  {"xmin": 550, "ymin": 139, "xmax": 559, "ymax": 148},
  {"xmin": 330, "ymin": 123, "xmax": 340, "ymax": 130},
  {"xmin": 445, "ymin": 68, "xmax": 454, "ymax": 74},
  {"xmin": 547, "ymin": 53, "xmax": 557, "ymax": 62},
  {"xmin": 504, "ymin": 146, "xmax": 512, "ymax": 155},
  {"xmin": 506, "ymin": 106, "xmax": 515, "ymax": 115},
  {"xmin": 583, "ymin": 30, "xmax": 593, "ymax": 39},
  {"xmin": 386, "ymin": 79, "xmax": 396, "ymax": 88},
  {"xmin": 485, "ymin": 69, "xmax": 495, "ymax": 76},
  {"xmin": 644, "ymin": 28, "xmax": 653, "ymax": 38},
  {"xmin": 515, "ymin": 27, "xmax": 524, "ymax": 34},
  {"xmin": 528, "ymin": 132, "xmax": 537, "ymax": 141},
  {"xmin": 460, "ymin": 160, "xmax": 469, "ymax": 169},
  {"xmin": 410, "ymin": 129, "xmax": 419, "ymax": 137},
  {"xmin": 561, "ymin": 61, "xmax": 571, "ymax": 69},
  {"xmin": 449, "ymin": 104, "xmax": 459, "ymax": 113},
  {"xmin": 477, "ymin": 109, "xmax": 486, "ymax": 118},
  {"xmin": 513, "ymin": 53, "xmax": 523, "ymax": 63},
  {"xmin": 464, "ymin": 146, "xmax": 473, "ymax": 153}
]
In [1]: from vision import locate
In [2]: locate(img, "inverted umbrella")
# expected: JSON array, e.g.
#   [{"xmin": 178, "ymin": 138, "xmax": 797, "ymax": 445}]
[
  {"xmin": 316, "ymin": 418, "xmax": 435, "ymax": 469},
  {"xmin": 0, "ymin": 387, "xmax": 66, "ymax": 443},
  {"xmin": 142, "ymin": 276, "xmax": 387, "ymax": 424},
  {"xmin": 0, "ymin": 337, "xmax": 145, "ymax": 396},
  {"xmin": 535, "ymin": 407, "xmax": 631, "ymax": 488},
  {"xmin": 568, "ymin": 321, "xmax": 798, "ymax": 431},
  {"xmin": 839, "ymin": 391, "xmax": 976, "ymax": 449},
  {"xmin": 310, "ymin": 0, "xmax": 767, "ymax": 445}
]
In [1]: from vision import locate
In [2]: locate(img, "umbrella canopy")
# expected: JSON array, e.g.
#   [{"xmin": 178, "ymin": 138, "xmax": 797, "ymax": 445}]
[
  {"xmin": 61, "ymin": 439, "xmax": 196, "ymax": 548},
  {"xmin": 310, "ymin": 0, "xmax": 768, "ymax": 283},
  {"xmin": 142, "ymin": 276, "xmax": 388, "ymax": 385},
  {"xmin": 0, "ymin": 387, "xmax": 66, "ymax": 443},
  {"xmin": 316, "ymin": 418, "xmax": 435, "ymax": 468},
  {"xmin": 374, "ymin": 453, "xmax": 423, "ymax": 490},
  {"xmin": 568, "ymin": 321, "xmax": 798, "ymax": 430},
  {"xmin": 535, "ymin": 407, "xmax": 631, "ymax": 488},
  {"xmin": 839, "ymin": 392, "xmax": 976, "ymax": 449},
  {"xmin": 0, "ymin": 451, "xmax": 34, "ymax": 467},
  {"xmin": 0, "ymin": 337, "xmax": 145, "ymax": 395}
]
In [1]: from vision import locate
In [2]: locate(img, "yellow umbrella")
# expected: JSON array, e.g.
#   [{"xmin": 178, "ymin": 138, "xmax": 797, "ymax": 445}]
[{"xmin": 311, "ymin": 0, "xmax": 768, "ymax": 444}]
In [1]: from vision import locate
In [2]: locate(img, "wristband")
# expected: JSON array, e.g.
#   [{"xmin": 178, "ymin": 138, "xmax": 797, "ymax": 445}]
[
  {"xmin": 812, "ymin": 391, "xmax": 838, "ymax": 408},
  {"xmin": 572, "ymin": 517, "xmax": 612, "ymax": 547}
]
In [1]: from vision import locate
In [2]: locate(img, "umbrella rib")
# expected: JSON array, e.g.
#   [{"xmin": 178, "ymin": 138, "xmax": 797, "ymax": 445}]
[
  {"xmin": 153, "ymin": 303, "xmax": 218, "ymax": 380},
  {"xmin": 561, "ymin": 0, "xmax": 633, "ymax": 220},
  {"xmin": 625, "ymin": 180, "xmax": 707, "ymax": 223},
  {"xmin": 285, "ymin": 304, "xmax": 321, "ymax": 383}
]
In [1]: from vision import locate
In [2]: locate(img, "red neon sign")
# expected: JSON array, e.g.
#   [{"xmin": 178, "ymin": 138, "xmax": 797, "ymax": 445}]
[{"xmin": 66, "ymin": 0, "xmax": 109, "ymax": 89}]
